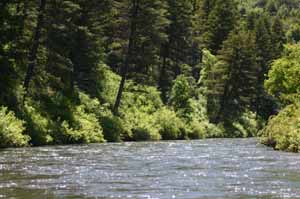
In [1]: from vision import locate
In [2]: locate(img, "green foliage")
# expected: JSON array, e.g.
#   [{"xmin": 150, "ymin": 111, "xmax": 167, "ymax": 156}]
[
  {"xmin": 265, "ymin": 44, "xmax": 300, "ymax": 104},
  {"xmin": 287, "ymin": 24, "xmax": 300, "ymax": 44},
  {"xmin": 132, "ymin": 126, "xmax": 161, "ymax": 142},
  {"xmin": 218, "ymin": 29, "xmax": 258, "ymax": 121},
  {"xmin": 170, "ymin": 75, "xmax": 196, "ymax": 115},
  {"xmin": 231, "ymin": 111, "xmax": 259, "ymax": 138},
  {"xmin": 98, "ymin": 65, "xmax": 121, "ymax": 105},
  {"xmin": 119, "ymin": 84, "xmax": 162, "ymax": 141},
  {"xmin": 2, "ymin": 0, "xmax": 300, "ymax": 150},
  {"xmin": 100, "ymin": 116, "xmax": 123, "ymax": 142},
  {"xmin": 0, "ymin": 107, "xmax": 30, "ymax": 148},
  {"xmin": 198, "ymin": 49, "xmax": 225, "ymax": 122},
  {"xmin": 23, "ymin": 101, "xmax": 54, "ymax": 145},
  {"xmin": 260, "ymin": 104, "xmax": 300, "ymax": 152},
  {"xmin": 60, "ymin": 105, "xmax": 105, "ymax": 144},
  {"xmin": 154, "ymin": 108, "xmax": 184, "ymax": 140}
]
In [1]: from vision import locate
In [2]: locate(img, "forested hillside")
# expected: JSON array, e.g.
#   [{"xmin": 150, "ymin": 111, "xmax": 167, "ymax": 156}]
[{"xmin": 0, "ymin": 0, "xmax": 300, "ymax": 149}]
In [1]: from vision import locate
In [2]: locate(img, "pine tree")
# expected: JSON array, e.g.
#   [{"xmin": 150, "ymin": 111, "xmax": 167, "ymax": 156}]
[
  {"xmin": 113, "ymin": 0, "xmax": 169, "ymax": 114},
  {"xmin": 23, "ymin": 0, "xmax": 46, "ymax": 101},
  {"xmin": 253, "ymin": 14, "xmax": 274, "ymax": 118},
  {"xmin": 158, "ymin": 0, "xmax": 195, "ymax": 102},
  {"xmin": 198, "ymin": 49, "xmax": 226, "ymax": 122},
  {"xmin": 271, "ymin": 16, "xmax": 285, "ymax": 59},
  {"xmin": 216, "ymin": 30, "xmax": 258, "ymax": 123},
  {"xmin": 201, "ymin": 0, "xmax": 237, "ymax": 53}
]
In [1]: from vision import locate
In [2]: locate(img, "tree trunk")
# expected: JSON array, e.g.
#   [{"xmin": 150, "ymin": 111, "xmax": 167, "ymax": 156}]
[
  {"xmin": 113, "ymin": 0, "xmax": 139, "ymax": 115},
  {"xmin": 23, "ymin": 0, "xmax": 46, "ymax": 102},
  {"xmin": 158, "ymin": 43, "xmax": 169, "ymax": 103}
]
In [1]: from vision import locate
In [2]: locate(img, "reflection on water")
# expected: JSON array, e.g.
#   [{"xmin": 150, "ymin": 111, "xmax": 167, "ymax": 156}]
[{"xmin": 0, "ymin": 139, "xmax": 300, "ymax": 199}]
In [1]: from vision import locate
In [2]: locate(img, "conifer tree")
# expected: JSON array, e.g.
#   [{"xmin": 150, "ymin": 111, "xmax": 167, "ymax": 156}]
[
  {"xmin": 201, "ymin": 0, "xmax": 237, "ymax": 53},
  {"xmin": 23, "ymin": 0, "xmax": 46, "ymax": 101},
  {"xmin": 113, "ymin": 0, "xmax": 169, "ymax": 114},
  {"xmin": 216, "ymin": 30, "xmax": 258, "ymax": 123},
  {"xmin": 159, "ymin": 0, "xmax": 195, "ymax": 102}
]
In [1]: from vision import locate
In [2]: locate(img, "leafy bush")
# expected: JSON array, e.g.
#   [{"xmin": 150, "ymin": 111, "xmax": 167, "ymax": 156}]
[
  {"xmin": 231, "ymin": 111, "xmax": 259, "ymax": 138},
  {"xmin": 0, "ymin": 107, "xmax": 30, "ymax": 147},
  {"xmin": 132, "ymin": 126, "xmax": 161, "ymax": 141},
  {"xmin": 23, "ymin": 102, "xmax": 54, "ymax": 145},
  {"xmin": 119, "ymin": 84, "xmax": 163, "ymax": 141},
  {"xmin": 154, "ymin": 108, "xmax": 184, "ymax": 140},
  {"xmin": 169, "ymin": 75, "xmax": 196, "ymax": 114},
  {"xmin": 98, "ymin": 65, "xmax": 121, "ymax": 105},
  {"xmin": 60, "ymin": 105, "xmax": 105, "ymax": 144},
  {"xmin": 187, "ymin": 119, "xmax": 224, "ymax": 139},
  {"xmin": 265, "ymin": 44, "xmax": 300, "ymax": 104},
  {"xmin": 260, "ymin": 104, "xmax": 300, "ymax": 152},
  {"xmin": 100, "ymin": 116, "xmax": 123, "ymax": 142},
  {"xmin": 121, "ymin": 109, "xmax": 161, "ymax": 141}
]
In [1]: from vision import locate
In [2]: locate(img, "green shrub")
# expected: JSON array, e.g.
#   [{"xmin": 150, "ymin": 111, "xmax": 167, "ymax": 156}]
[
  {"xmin": 260, "ymin": 104, "xmax": 300, "ymax": 152},
  {"xmin": 169, "ymin": 75, "xmax": 196, "ymax": 114},
  {"xmin": 98, "ymin": 65, "xmax": 121, "ymax": 105},
  {"xmin": 119, "ymin": 84, "xmax": 163, "ymax": 141},
  {"xmin": 187, "ymin": 120, "xmax": 207, "ymax": 139},
  {"xmin": 122, "ymin": 110, "xmax": 161, "ymax": 141},
  {"xmin": 132, "ymin": 126, "xmax": 161, "ymax": 141},
  {"xmin": 0, "ymin": 107, "xmax": 30, "ymax": 147},
  {"xmin": 60, "ymin": 105, "xmax": 105, "ymax": 144},
  {"xmin": 231, "ymin": 111, "xmax": 259, "ymax": 138},
  {"xmin": 265, "ymin": 44, "xmax": 300, "ymax": 105},
  {"xmin": 23, "ymin": 102, "xmax": 54, "ymax": 145},
  {"xmin": 100, "ymin": 116, "xmax": 123, "ymax": 142},
  {"xmin": 154, "ymin": 108, "xmax": 184, "ymax": 140},
  {"xmin": 187, "ymin": 120, "xmax": 224, "ymax": 139}
]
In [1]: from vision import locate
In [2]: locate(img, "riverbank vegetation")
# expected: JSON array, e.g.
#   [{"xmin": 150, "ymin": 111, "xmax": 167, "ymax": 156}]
[
  {"xmin": 0, "ymin": 0, "xmax": 299, "ymax": 149},
  {"xmin": 260, "ymin": 45, "xmax": 300, "ymax": 152}
]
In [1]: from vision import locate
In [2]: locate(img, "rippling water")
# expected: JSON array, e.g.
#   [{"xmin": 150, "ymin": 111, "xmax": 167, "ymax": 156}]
[{"xmin": 1, "ymin": 139, "xmax": 300, "ymax": 199}]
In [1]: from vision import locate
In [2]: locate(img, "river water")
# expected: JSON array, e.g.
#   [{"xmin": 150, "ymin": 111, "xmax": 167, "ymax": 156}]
[{"xmin": 0, "ymin": 139, "xmax": 300, "ymax": 199}]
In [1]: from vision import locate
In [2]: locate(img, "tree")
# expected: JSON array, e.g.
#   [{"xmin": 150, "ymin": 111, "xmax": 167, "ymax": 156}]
[
  {"xmin": 23, "ymin": 0, "xmax": 46, "ymax": 101},
  {"xmin": 158, "ymin": 0, "xmax": 195, "ymax": 102},
  {"xmin": 252, "ymin": 14, "xmax": 272, "ymax": 115},
  {"xmin": 198, "ymin": 49, "xmax": 226, "ymax": 122},
  {"xmin": 112, "ymin": 0, "xmax": 169, "ymax": 114},
  {"xmin": 216, "ymin": 30, "xmax": 258, "ymax": 123},
  {"xmin": 201, "ymin": 0, "xmax": 237, "ymax": 53},
  {"xmin": 265, "ymin": 44, "xmax": 300, "ymax": 104}
]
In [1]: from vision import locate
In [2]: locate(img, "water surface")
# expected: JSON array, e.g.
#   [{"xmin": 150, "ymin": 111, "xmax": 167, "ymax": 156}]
[{"xmin": 1, "ymin": 139, "xmax": 300, "ymax": 199}]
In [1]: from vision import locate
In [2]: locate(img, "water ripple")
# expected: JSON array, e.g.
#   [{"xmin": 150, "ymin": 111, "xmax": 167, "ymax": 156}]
[{"xmin": 0, "ymin": 139, "xmax": 300, "ymax": 198}]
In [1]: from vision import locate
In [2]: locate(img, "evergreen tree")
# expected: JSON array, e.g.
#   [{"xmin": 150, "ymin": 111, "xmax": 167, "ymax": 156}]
[
  {"xmin": 202, "ymin": 0, "xmax": 237, "ymax": 53},
  {"xmin": 159, "ymin": 0, "xmax": 195, "ymax": 102},
  {"xmin": 23, "ymin": 0, "xmax": 46, "ymax": 101},
  {"xmin": 113, "ymin": 0, "xmax": 169, "ymax": 114},
  {"xmin": 253, "ymin": 14, "xmax": 275, "ymax": 119},
  {"xmin": 216, "ymin": 30, "xmax": 258, "ymax": 124},
  {"xmin": 271, "ymin": 16, "xmax": 285, "ymax": 58}
]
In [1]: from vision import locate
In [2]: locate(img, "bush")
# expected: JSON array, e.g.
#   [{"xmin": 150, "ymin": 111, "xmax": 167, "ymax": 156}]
[
  {"xmin": 100, "ymin": 116, "xmax": 123, "ymax": 142},
  {"xmin": 60, "ymin": 105, "xmax": 105, "ymax": 144},
  {"xmin": 23, "ymin": 102, "xmax": 54, "ymax": 145},
  {"xmin": 260, "ymin": 104, "xmax": 300, "ymax": 152},
  {"xmin": 0, "ymin": 107, "xmax": 30, "ymax": 147},
  {"xmin": 187, "ymin": 119, "xmax": 224, "ymax": 139},
  {"xmin": 187, "ymin": 120, "xmax": 207, "ymax": 139},
  {"xmin": 132, "ymin": 126, "xmax": 161, "ymax": 141},
  {"xmin": 154, "ymin": 108, "xmax": 184, "ymax": 140},
  {"xmin": 122, "ymin": 110, "xmax": 161, "ymax": 141},
  {"xmin": 119, "ymin": 84, "xmax": 163, "ymax": 141}
]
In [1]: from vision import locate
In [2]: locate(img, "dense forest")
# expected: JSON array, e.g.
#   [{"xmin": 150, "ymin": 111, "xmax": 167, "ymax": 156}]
[{"xmin": 0, "ymin": 0, "xmax": 300, "ymax": 151}]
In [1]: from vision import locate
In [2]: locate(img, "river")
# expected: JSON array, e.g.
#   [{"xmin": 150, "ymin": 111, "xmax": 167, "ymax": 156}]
[{"xmin": 0, "ymin": 139, "xmax": 300, "ymax": 199}]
